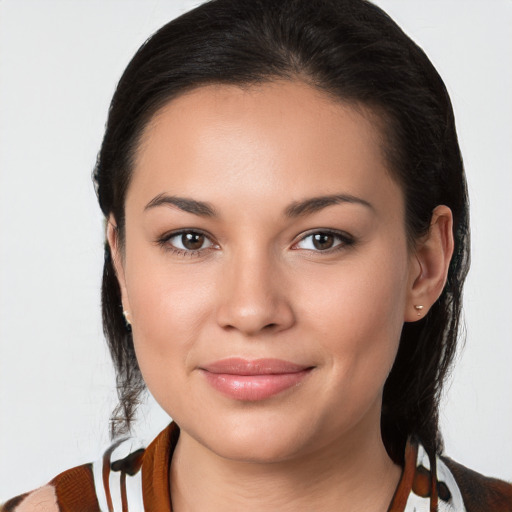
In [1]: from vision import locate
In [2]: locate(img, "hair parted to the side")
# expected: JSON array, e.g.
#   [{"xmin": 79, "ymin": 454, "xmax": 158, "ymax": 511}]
[{"xmin": 93, "ymin": 0, "xmax": 470, "ymax": 463}]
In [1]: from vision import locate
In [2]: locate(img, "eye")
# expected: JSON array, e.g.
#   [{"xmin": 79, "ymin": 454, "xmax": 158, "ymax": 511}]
[
  {"xmin": 294, "ymin": 231, "xmax": 354, "ymax": 252},
  {"xmin": 159, "ymin": 230, "xmax": 217, "ymax": 255}
]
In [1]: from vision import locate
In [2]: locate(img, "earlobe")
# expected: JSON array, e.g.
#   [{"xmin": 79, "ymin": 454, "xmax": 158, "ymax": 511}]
[{"xmin": 405, "ymin": 205, "xmax": 454, "ymax": 322}]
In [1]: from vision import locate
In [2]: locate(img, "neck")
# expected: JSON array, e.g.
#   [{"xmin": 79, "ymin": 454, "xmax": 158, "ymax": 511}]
[{"xmin": 169, "ymin": 415, "xmax": 402, "ymax": 512}]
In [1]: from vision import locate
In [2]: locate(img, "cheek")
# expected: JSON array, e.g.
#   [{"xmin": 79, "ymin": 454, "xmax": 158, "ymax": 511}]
[
  {"xmin": 298, "ymin": 246, "xmax": 409, "ymax": 392},
  {"xmin": 124, "ymin": 251, "xmax": 217, "ymax": 390},
  {"xmin": 302, "ymin": 251, "xmax": 407, "ymax": 332}
]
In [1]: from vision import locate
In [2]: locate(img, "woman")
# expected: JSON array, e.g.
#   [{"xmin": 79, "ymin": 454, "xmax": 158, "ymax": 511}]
[{"xmin": 2, "ymin": 0, "xmax": 511, "ymax": 510}]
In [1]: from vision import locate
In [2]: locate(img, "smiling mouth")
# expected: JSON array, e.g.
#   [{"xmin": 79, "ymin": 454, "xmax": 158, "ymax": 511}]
[{"xmin": 199, "ymin": 358, "xmax": 314, "ymax": 401}]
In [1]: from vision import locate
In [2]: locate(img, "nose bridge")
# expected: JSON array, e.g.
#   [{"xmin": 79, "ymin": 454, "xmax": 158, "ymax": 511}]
[{"xmin": 215, "ymin": 242, "xmax": 294, "ymax": 335}]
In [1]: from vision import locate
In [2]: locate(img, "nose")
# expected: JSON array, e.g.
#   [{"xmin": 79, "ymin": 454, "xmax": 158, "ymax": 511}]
[{"xmin": 215, "ymin": 247, "xmax": 295, "ymax": 336}]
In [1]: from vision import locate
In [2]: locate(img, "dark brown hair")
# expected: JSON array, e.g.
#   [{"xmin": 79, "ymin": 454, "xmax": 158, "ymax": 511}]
[{"xmin": 93, "ymin": 0, "xmax": 470, "ymax": 464}]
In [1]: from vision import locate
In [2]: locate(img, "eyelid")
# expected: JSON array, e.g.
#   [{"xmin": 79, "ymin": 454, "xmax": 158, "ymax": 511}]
[
  {"xmin": 157, "ymin": 228, "xmax": 355, "ymax": 257},
  {"xmin": 157, "ymin": 229, "xmax": 219, "ymax": 256},
  {"xmin": 292, "ymin": 229, "xmax": 355, "ymax": 252}
]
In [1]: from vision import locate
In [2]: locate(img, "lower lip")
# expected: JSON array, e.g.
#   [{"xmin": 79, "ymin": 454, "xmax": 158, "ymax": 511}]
[{"xmin": 202, "ymin": 369, "xmax": 312, "ymax": 401}]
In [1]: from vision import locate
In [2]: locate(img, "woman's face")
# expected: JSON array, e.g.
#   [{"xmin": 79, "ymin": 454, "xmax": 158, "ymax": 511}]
[{"xmin": 114, "ymin": 80, "xmax": 419, "ymax": 462}]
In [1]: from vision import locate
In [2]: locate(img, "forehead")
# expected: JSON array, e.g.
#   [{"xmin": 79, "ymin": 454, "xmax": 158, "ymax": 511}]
[{"xmin": 129, "ymin": 80, "xmax": 402, "ymax": 218}]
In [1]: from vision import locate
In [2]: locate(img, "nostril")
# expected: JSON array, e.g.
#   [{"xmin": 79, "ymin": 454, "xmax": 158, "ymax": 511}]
[{"xmin": 216, "ymin": 295, "xmax": 295, "ymax": 335}]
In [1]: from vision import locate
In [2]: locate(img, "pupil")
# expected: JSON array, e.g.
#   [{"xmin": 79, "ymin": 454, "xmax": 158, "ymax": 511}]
[
  {"xmin": 313, "ymin": 233, "xmax": 334, "ymax": 250},
  {"xmin": 183, "ymin": 233, "xmax": 204, "ymax": 250}
]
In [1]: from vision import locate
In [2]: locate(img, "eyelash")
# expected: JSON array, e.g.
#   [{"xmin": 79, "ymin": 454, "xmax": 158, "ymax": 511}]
[
  {"xmin": 156, "ymin": 230, "xmax": 218, "ymax": 258},
  {"xmin": 294, "ymin": 230, "xmax": 355, "ymax": 253},
  {"xmin": 156, "ymin": 229, "xmax": 355, "ymax": 258}
]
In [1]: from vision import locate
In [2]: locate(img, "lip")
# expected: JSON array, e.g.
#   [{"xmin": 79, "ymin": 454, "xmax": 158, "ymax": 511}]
[{"xmin": 199, "ymin": 358, "xmax": 313, "ymax": 401}]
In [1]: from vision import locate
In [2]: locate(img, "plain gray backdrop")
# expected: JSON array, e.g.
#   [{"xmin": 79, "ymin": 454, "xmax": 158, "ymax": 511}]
[{"xmin": 1, "ymin": 0, "xmax": 511, "ymax": 498}]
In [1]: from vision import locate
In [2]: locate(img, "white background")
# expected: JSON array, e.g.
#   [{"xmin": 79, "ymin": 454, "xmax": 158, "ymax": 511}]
[{"xmin": 1, "ymin": 0, "xmax": 511, "ymax": 499}]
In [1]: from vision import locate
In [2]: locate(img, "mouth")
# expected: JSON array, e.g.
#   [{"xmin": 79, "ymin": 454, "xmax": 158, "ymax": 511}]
[{"xmin": 199, "ymin": 358, "xmax": 314, "ymax": 401}]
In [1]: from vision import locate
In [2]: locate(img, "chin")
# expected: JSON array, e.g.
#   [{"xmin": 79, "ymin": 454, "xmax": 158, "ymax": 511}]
[
  {"xmin": 210, "ymin": 431, "xmax": 309, "ymax": 464},
  {"xmin": 184, "ymin": 408, "xmax": 317, "ymax": 463}
]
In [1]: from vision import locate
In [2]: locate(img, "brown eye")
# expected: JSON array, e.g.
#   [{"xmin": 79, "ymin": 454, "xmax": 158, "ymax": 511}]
[
  {"xmin": 312, "ymin": 233, "xmax": 334, "ymax": 250},
  {"xmin": 164, "ymin": 230, "xmax": 215, "ymax": 253},
  {"xmin": 182, "ymin": 232, "xmax": 205, "ymax": 250},
  {"xmin": 295, "ymin": 231, "xmax": 353, "ymax": 252}
]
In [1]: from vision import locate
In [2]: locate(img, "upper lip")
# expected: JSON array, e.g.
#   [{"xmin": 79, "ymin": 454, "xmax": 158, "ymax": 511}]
[{"xmin": 200, "ymin": 358, "xmax": 312, "ymax": 375}]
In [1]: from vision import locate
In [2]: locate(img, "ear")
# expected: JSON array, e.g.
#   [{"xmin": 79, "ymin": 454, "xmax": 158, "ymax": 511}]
[
  {"xmin": 106, "ymin": 215, "xmax": 131, "ymax": 321},
  {"xmin": 404, "ymin": 205, "xmax": 454, "ymax": 322}
]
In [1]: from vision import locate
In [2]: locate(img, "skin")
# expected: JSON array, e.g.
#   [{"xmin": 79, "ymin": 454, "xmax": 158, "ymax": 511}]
[{"xmin": 108, "ymin": 80, "xmax": 453, "ymax": 511}]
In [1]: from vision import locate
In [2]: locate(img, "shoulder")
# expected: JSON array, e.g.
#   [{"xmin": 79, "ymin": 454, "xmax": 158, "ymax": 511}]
[
  {"xmin": 441, "ymin": 455, "xmax": 512, "ymax": 512},
  {"xmin": 389, "ymin": 438, "xmax": 511, "ymax": 511},
  {"xmin": 1, "ymin": 442, "xmax": 146, "ymax": 512},
  {"xmin": 0, "ymin": 438, "xmax": 146, "ymax": 512},
  {"xmin": 0, "ymin": 425, "xmax": 175, "ymax": 512},
  {"xmin": 0, "ymin": 463, "xmax": 98, "ymax": 512}
]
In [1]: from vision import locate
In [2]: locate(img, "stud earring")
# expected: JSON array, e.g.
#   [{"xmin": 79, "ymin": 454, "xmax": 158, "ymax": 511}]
[
  {"xmin": 414, "ymin": 305, "xmax": 424, "ymax": 317},
  {"xmin": 123, "ymin": 310, "xmax": 132, "ymax": 326}
]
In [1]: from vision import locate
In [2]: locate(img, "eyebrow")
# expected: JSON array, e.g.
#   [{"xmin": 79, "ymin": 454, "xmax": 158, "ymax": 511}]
[
  {"xmin": 145, "ymin": 193, "xmax": 218, "ymax": 217},
  {"xmin": 285, "ymin": 194, "xmax": 374, "ymax": 217},
  {"xmin": 144, "ymin": 192, "xmax": 373, "ymax": 218}
]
